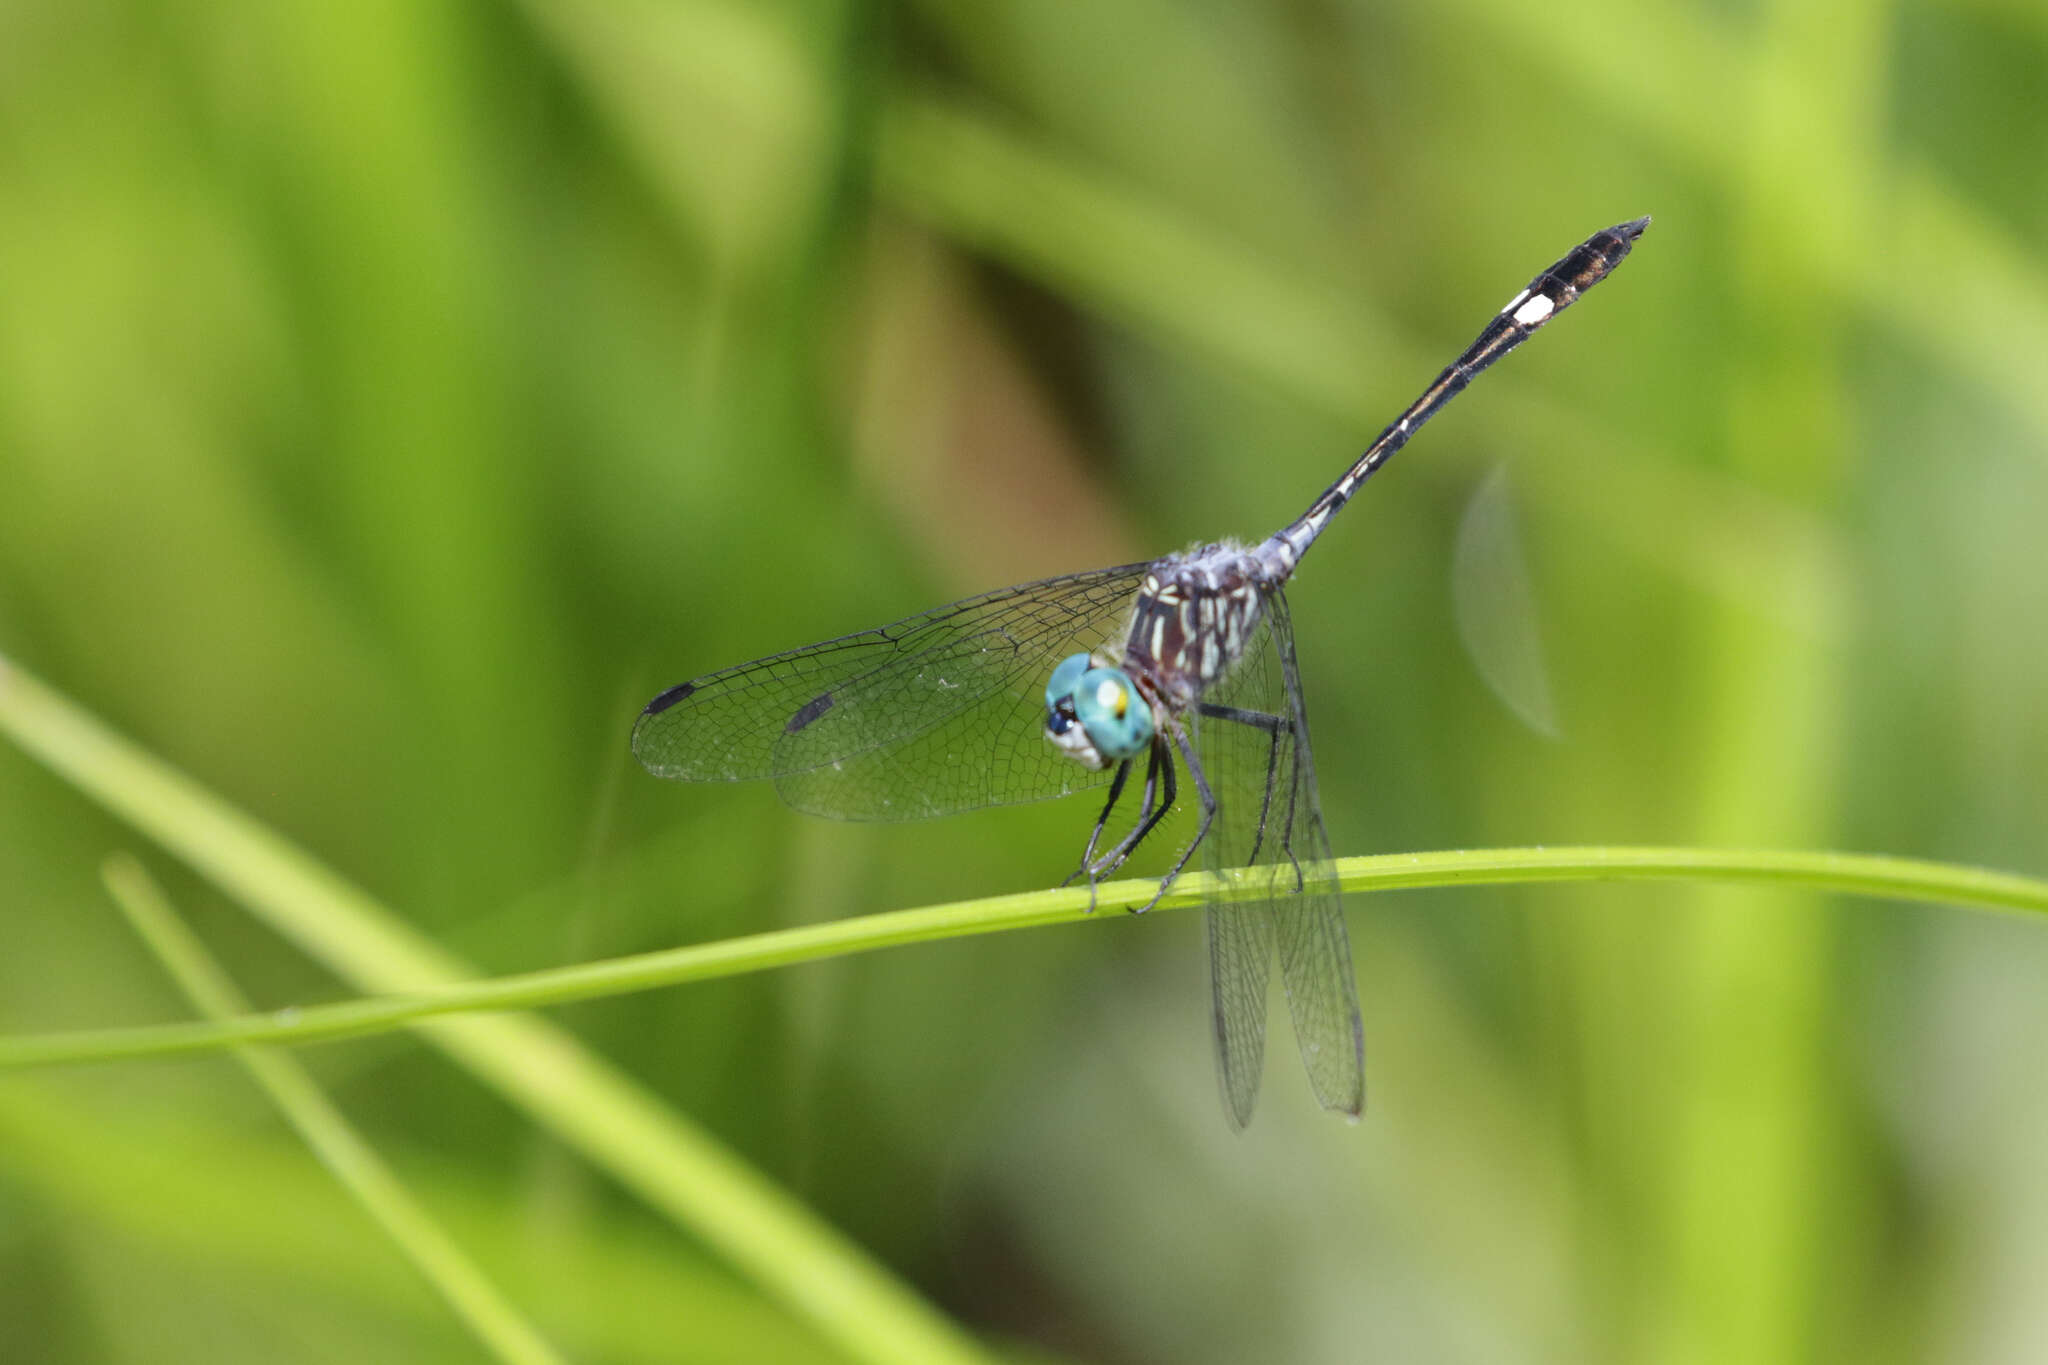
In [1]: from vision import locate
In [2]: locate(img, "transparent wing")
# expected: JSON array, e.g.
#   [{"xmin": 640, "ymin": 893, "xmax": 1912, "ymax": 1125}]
[
  {"xmin": 1193, "ymin": 587, "xmax": 1364, "ymax": 1127},
  {"xmin": 1265, "ymin": 591, "xmax": 1366, "ymax": 1117},
  {"xmin": 1203, "ymin": 883, "xmax": 1275, "ymax": 1132},
  {"xmin": 632, "ymin": 564, "xmax": 1151, "ymax": 821}
]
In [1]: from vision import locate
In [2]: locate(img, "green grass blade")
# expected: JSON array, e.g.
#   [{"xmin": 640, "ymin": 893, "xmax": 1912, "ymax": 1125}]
[
  {"xmin": 0, "ymin": 652, "xmax": 993, "ymax": 1365},
  {"xmin": 99, "ymin": 853, "xmax": 569, "ymax": 1365},
  {"xmin": 0, "ymin": 1084, "xmax": 849, "ymax": 1364},
  {"xmin": 2, "ymin": 842, "xmax": 2041, "ymax": 1074}
]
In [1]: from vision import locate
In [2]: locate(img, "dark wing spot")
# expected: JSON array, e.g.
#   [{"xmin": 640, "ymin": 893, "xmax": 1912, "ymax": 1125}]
[
  {"xmin": 643, "ymin": 681, "xmax": 697, "ymax": 716},
  {"xmin": 785, "ymin": 691, "xmax": 834, "ymax": 734}
]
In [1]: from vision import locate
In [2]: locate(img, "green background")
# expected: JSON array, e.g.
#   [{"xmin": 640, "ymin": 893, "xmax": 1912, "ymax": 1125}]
[{"xmin": 4, "ymin": 0, "xmax": 2047, "ymax": 1361}]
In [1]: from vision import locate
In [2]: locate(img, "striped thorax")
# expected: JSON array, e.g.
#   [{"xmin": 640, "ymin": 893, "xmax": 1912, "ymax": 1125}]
[{"xmin": 1121, "ymin": 541, "xmax": 1271, "ymax": 710}]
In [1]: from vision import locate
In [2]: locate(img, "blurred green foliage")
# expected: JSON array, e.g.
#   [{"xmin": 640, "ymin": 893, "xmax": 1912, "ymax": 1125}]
[{"xmin": 3, "ymin": 0, "xmax": 2047, "ymax": 1362}]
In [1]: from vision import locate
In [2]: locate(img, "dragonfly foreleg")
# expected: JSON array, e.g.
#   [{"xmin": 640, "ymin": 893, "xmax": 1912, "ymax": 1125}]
[
  {"xmin": 1086, "ymin": 737, "xmax": 1177, "ymax": 886},
  {"xmin": 1062, "ymin": 755, "xmax": 1136, "ymax": 904}
]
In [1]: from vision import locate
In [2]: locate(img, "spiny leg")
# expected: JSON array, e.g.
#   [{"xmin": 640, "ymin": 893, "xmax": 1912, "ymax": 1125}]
[
  {"xmin": 1133, "ymin": 725, "xmax": 1218, "ymax": 914},
  {"xmin": 1263, "ymin": 592, "xmax": 1312, "ymax": 895},
  {"xmin": 1195, "ymin": 702, "xmax": 1290, "ymax": 867},
  {"xmin": 1275, "ymin": 723, "xmax": 1307, "ymax": 893},
  {"xmin": 1247, "ymin": 714, "xmax": 1308, "ymax": 895},
  {"xmin": 1088, "ymin": 737, "xmax": 1177, "ymax": 883},
  {"xmin": 1062, "ymin": 754, "xmax": 1135, "ymax": 890}
]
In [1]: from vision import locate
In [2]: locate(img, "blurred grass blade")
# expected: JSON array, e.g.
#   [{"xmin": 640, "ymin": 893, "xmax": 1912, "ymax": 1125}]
[
  {"xmin": 510, "ymin": 0, "xmax": 829, "ymax": 271},
  {"xmin": 0, "ymin": 653, "xmax": 992, "ymax": 1365},
  {"xmin": 99, "ymin": 853, "xmax": 568, "ymax": 1365},
  {"xmin": 0, "ymin": 1082, "xmax": 848, "ymax": 1364}
]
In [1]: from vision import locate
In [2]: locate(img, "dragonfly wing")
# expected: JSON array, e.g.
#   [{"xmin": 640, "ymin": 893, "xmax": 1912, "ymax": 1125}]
[
  {"xmin": 1191, "ymin": 602, "xmax": 1291, "ymax": 1128},
  {"xmin": 1205, "ymin": 900, "xmax": 1275, "ymax": 1131},
  {"xmin": 633, "ymin": 564, "xmax": 1151, "ymax": 820},
  {"xmin": 1266, "ymin": 591, "xmax": 1365, "ymax": 1117},
  {"xmin": 1270, "ymin": 841, "xmax": 1364, "ymax": 1118},
  {"xmin": 1192, "ymin": 587, "xmax": 1364, "ymax": 1125}
]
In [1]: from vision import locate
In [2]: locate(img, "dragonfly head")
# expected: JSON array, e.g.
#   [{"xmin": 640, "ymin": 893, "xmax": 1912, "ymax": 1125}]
[{"xmin": 1044, "ymin": 653, "xmax": 1154, "ymax": 770}]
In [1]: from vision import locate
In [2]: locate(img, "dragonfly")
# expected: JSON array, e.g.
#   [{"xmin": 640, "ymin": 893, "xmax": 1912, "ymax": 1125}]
[{"xmin": 634, "ymin": 218, "xmax": 1648, "ymax": 1128}]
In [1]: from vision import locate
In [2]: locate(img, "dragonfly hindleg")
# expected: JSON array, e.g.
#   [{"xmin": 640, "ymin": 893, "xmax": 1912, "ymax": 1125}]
[{"xmin": 1195, "ymin": 701, "xmax": 1292, "ymax": 868}]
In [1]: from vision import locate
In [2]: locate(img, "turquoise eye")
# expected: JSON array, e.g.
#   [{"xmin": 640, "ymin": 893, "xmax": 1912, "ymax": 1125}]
[
  {"xmin": 1073, "ymin": 667, "xmax": 1153, "ymax": 759},
  {"xmin": 1044, "ymin": 654, "xmax": 1153, "ymax": 766},
  {"xmin": 1045, "ymin": 654, "xmax": 1092, "ymax": 713}
]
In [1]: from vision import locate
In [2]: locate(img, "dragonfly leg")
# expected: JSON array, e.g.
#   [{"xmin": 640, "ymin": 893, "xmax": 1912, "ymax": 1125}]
[
  {"xmin": 1062, "ymin": 756, "xmax": 1135, "ymax": 904},
  {"xmin": 1195, "ymin": 702, "xmax": 1290, "ymax": 867},
  {"xmin": 1132, "ymin": 725, "xmax": 1216, "ymax": 914},
  {"xmin": 1086, "ymin": 738, "xmax": 1174, "ymax": 883},
  {"xmin": 1273, "ymin": 743, "xmax": 1307, "ymax": 893},
  {"xmin": 1270, "ymin": 713, "xmax": 1310, "ymax": 894}
]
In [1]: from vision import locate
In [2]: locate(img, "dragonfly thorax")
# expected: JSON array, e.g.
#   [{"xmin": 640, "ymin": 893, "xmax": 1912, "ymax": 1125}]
[
  {"xmin": 1122, "ymin": 543, "xmax": 1270, "ymax": 706},
  {"xmin": 1044, "ymin": 653, "xmax": 1156, "ymax": 770}
]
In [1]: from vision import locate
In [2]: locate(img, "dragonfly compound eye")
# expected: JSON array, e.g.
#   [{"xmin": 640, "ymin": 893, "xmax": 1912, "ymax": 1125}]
[
  {"xmin": 1044, "ymin": 653, "xmax": 1092, "ymax": 712},
  {"xmin": 1071, "ymin": 666, "xmax": 1154, "ymax": 761},
  {"xmin": 1044, "ymin": 653, "xmax": 1108, "ymax": 768}
]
